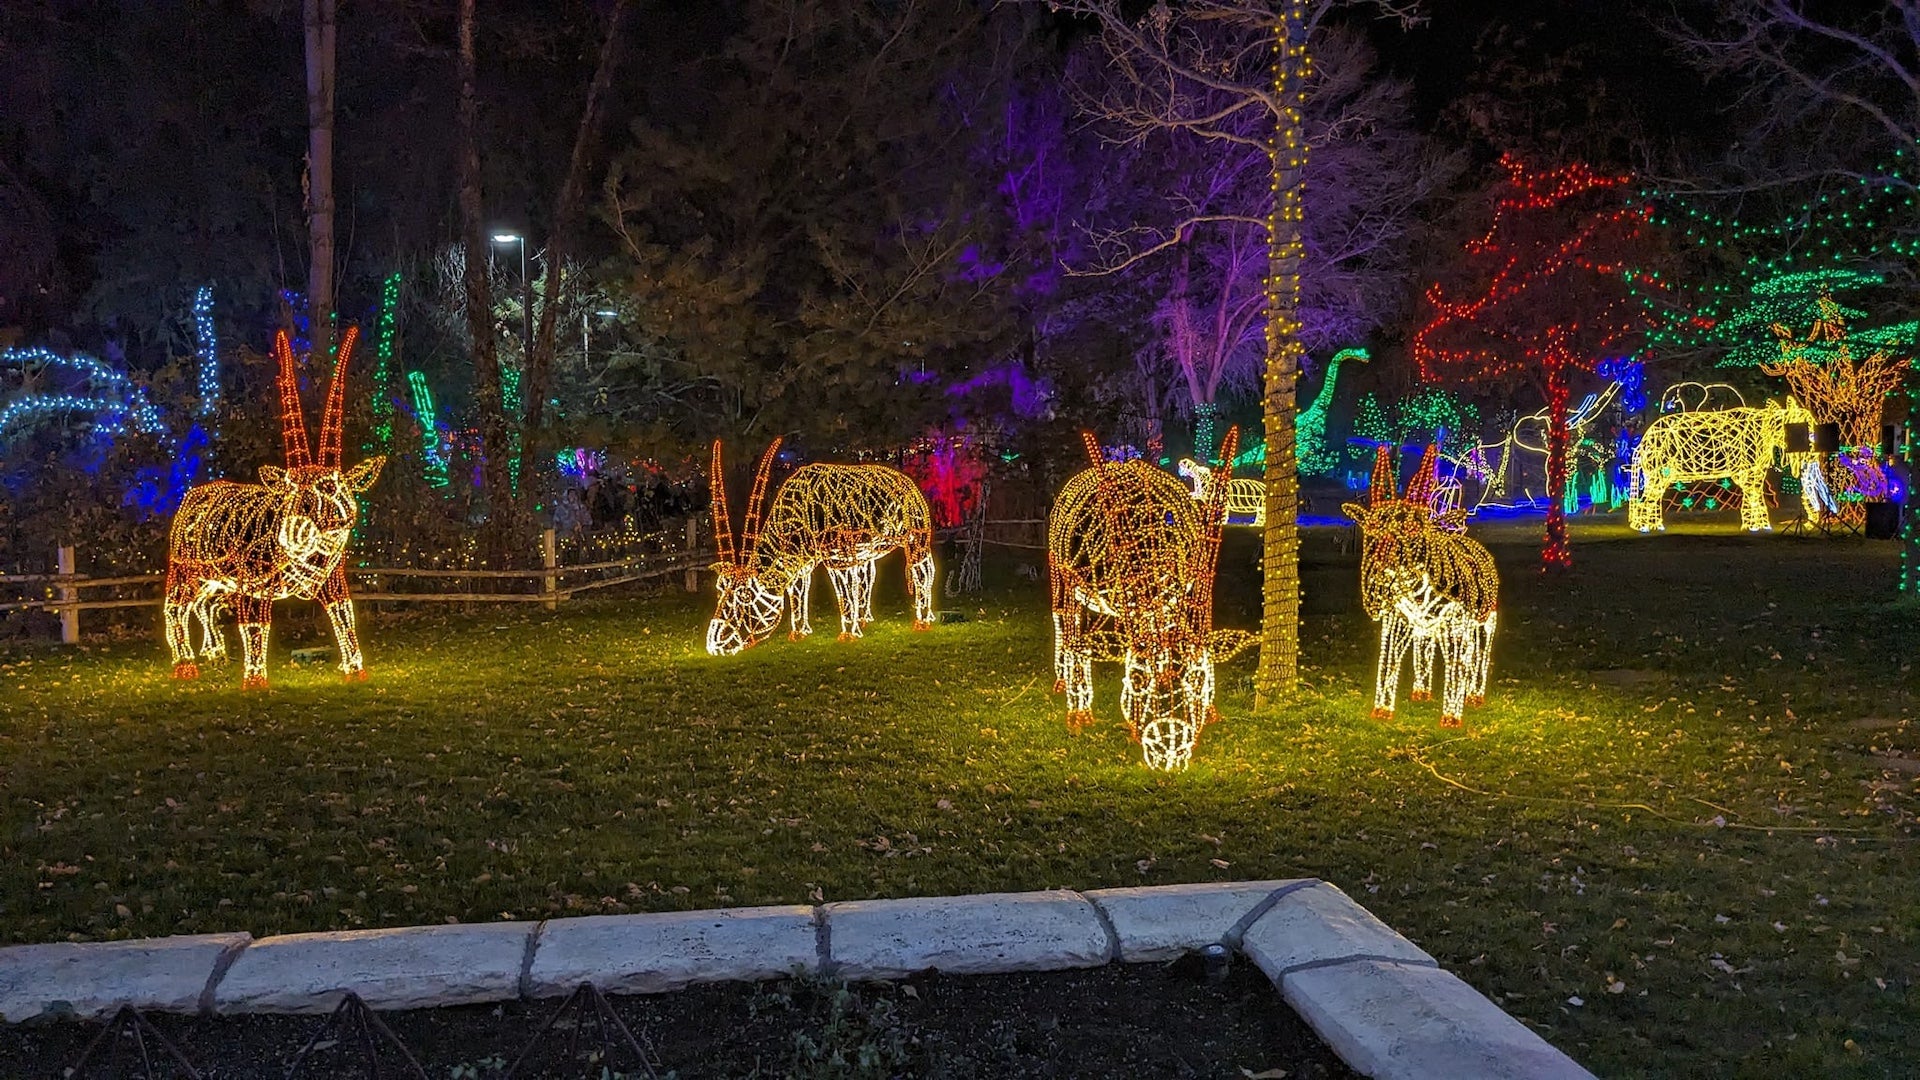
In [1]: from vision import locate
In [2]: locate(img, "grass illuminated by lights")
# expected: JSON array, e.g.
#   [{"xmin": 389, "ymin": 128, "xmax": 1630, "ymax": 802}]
[{"xmin": 0, "ymin": 519, "xmax": 1914, "ymax": 1077}]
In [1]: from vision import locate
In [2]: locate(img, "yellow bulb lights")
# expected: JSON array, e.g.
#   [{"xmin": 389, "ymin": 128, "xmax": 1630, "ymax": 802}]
[
  {"xmin": 1050, "ymin": 429, "xmax": 1253, "ymax": 771},
  {"xmin": 1628, "ymin": 400, "xmax": 1807, "ymax": 533},
  {"xmin": 164, "ymin": 328, "xmax": 385, "ymax": 689},
  {"xmin": 1342, "ymin": 446, "xmax": 1498, "ymax": 728},
  {"xmin": 704, "ymin": 439, "xmax": 935, "ymax": 655}
]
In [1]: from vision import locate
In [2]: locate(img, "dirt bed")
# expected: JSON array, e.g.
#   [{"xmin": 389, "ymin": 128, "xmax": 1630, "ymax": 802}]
[{"xmin": 0, "ymin": 959, "xmax": 1353, "ymax": 1078}]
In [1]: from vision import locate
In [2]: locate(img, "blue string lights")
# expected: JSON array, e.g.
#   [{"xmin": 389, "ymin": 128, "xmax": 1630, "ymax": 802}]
[
  {"xmin": 192, "ymin": 285, "xmax": 219, "ymax": 421},
  {"xmin": 0, "ymin": 348, "xmax": 169, "ymax": 443}
]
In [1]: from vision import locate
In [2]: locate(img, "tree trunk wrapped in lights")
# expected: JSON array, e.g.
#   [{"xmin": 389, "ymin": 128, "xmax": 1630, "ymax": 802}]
[
  {"xmin": 1342, "ymin": 446, "xmax": 1498, "ymax": 728},
  {"xmin": 164, "ymin": 328, "xmax": 385, "ymax": 689},
  {"xmin": 704, "ymin": 439, "xmax": 935, "ymax": 656},
  {"xmin": 1049, "ymin": 428, "xmax": 1255, "ymax": 771}
]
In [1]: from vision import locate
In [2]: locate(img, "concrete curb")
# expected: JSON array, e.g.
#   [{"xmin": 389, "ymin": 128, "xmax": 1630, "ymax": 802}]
[{"xmin": 0, "ymin": 881, "xmax": 1594, "ymax": 1078}]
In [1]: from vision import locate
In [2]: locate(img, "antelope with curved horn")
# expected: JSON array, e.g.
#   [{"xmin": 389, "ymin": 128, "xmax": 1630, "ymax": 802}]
[
  {"xmin": 1048, "ymin": 427, "xmax": 1255, "ymax": 770},
  {"xmin": 704, "ymin": 439, "xmax": 936, "ymax": 656},
  {"xmin": 1342, "ymin": 445, "xmax": 1498, "ymax": 726},
  {"xmin": 163, "ymin": 328, "xmax": 385, "ymax": 689}
]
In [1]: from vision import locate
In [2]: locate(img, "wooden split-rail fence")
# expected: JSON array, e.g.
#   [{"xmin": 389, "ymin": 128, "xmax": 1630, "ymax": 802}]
[
  {"xmin": 2, "ymin": 516, "xmax": 1064, "ymax": 644},
  {"xmin": 1, "ymin": 521, "xmax": 714, "ymax": 644}
]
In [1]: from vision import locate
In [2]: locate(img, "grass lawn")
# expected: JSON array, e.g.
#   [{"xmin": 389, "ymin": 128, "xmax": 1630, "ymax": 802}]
[{"xmin": 2, "ymin": 519, "xmax": 1916, "ymax": 1077}]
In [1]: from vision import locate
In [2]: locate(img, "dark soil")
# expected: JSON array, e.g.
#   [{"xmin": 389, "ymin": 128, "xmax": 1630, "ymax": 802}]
[{"xmin": 0, "ymin": 959, "xmax": 1354, "ymax": 1079}]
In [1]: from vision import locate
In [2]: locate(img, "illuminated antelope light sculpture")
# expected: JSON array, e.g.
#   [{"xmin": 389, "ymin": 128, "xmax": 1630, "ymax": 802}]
[
  {"xmin": 164, "ymin": 328, "xmax": 384, "ymax": 689},
  {"xmin": 1050, "ymin": 428, "xmax": 1255, "ymax": 770},
  {"xmin": 1343, "ymin": 446, "xmax": 1498, "ymax": 727},
  {"xmin": 705, "ymin": 439, "xmax": 936, "ymax": 655}
]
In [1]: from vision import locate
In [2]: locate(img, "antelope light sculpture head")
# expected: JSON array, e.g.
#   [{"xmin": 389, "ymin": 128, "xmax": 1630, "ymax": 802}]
[
  {"xmin": 163, "ymin": 328, "xmax": 384, "ymax": 689},
  {"xmin": 705, "ymin": 438, "xmax": 937, "ymax": 656},
  {"xmin": 706, "ymin": 439, "xmax": 789, "ymax": 655},
  {"xmin": 1049, "ymin": 428, "xmax": 1252, "ymax": 769}
]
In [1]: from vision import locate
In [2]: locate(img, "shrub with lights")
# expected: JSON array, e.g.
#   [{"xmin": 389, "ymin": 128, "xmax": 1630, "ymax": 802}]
[
  {"xmin": 704, "ymin": 439, "xmax": 935, "ymax": 655},
  {"xmin": 164, "ymin": 329, "xmax": 385, "ymax": 689},
  {"xmin": 1049, "ymin": 428, "xmax": 1254, "ymax": 771}
]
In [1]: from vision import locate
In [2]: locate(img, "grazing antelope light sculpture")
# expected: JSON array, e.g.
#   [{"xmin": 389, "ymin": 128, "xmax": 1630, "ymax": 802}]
[
  {"xmin": 1343, "ymin": 445, "xmax": 1498, "ymax": 727},
  {"xmin": 705, "ymin": 439, "xmax": 936, "ymax": 655},
  {"xmin": 1049, "ymin": 428, "xmax": 1255, "ymax": 770},
  {"xmin": 164, "ymin": 328, "xmax": 385, "ymax": 689}
]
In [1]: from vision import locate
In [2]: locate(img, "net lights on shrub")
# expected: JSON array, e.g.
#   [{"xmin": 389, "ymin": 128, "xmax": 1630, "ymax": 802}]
[
  {"xmin": 163, "ymin": 328, "xmax": 385, "ymax": 689},
  {"xmin": 0, "ymin": 348, "xmax": 170, "ymax": 443},
  {"xmin": 704, "ymin": 439, "xmax": 936, "ymax": 655},
  {"xmin": 1050, "ymin": 428, "xmax": 1255, "ymax": 770},
  {"xmin": 1343, "ymin": 446, "xmax": 1498, "ymax": 728}
]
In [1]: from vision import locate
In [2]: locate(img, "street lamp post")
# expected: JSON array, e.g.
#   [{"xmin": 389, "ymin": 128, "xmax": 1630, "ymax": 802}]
[{"xmin": 490, "ymin": 233, "xmax": 533, "ymax": 375}]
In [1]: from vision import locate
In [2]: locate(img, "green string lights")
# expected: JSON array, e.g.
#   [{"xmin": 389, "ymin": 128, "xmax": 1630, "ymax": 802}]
[
  {"xmin": 371, "ymin": 272, "xmax": 401, "ymax": 451},
  {"xmin": 1636, "ymin": 153, "xmax": 1920, "ymax": 362},
  {"xmin": 407, "ymin": 370, "xmax": 451, "ymax": 489}
]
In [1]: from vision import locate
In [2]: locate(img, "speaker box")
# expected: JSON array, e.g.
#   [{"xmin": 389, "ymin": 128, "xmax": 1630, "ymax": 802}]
[
  {"xmin": 1813, "ymin": 422, "xmax": 1841, "ymax": 454},
  {"xmin": 1784, "ymin": 423, "xmax": 1811, "ymax": 453},
  {"xmin": 1864, "ymin": 500, "xmax": 1900, "ymax": 540}
]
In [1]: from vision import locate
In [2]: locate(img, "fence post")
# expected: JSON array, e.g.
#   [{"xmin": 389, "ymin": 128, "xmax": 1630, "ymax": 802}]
[
  {"xmin": 684, "ymin": 516, "xmax": 700, "ymax": 593},
  {"xmin": 56, "ymin": 544, "xmax": 79, "ymax": 644},
  {"xmin": 542, "ymin": 528, "xmax": 559, "ymax": 611}
]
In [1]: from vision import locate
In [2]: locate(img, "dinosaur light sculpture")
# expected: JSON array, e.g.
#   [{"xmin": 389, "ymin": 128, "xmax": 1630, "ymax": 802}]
[
  {"xmin": 705, "ymin": 439, "xmax": 935, "ymax": 655},
  {"xmin": 1296, "ymin": 347, "xmax": 1369, "ymax": 476},
  {"xmin": 164, "ymin": 328, "xmax": 385, "ymax": 688},
  {"xmin": 1050, "ymin": 428, "xmax": 1255, "ymax": 770},
  {"xmin": 1344, "ymin": 446, "xmax": 1498, "ymax": 727}
]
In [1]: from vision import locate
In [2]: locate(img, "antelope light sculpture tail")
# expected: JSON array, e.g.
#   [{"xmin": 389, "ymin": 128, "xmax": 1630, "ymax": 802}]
[
  {"xmin": 1049, "ymin": 428, "xmax": 1254, "ymax": 770},
  {"xmin": 705, "ymin": 439, "xmax": 936, "ymax": 655},
  {"xmin": 1343, "ymin": 445, "xmax": 1498, "ymax": 727},
  {"xmin": 164, "ymin": 328, "xmax": 384, "ymax": 689}
]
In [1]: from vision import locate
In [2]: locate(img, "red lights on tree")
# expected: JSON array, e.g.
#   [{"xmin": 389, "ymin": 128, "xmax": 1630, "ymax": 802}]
[{"xmin": 1414, "ymin": 154, "xmax": 1664, "ymax": 570}]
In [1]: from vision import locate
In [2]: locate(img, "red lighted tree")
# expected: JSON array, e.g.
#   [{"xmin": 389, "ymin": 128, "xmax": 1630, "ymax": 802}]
[{"xmin": 1414, "ymin": 154, "xmax": 1662, "ymax": 570}]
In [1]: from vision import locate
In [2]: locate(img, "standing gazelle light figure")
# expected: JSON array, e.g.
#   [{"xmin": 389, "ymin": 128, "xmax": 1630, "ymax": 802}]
[
  {"xmin": 705, "ymin": 439, "xmax": 935, "ymax": 655},
  {"xmin": 164, "ymin": 328, "xmax": 385, "ymax": 689},
  {"xmin": 1343, "ymin": 446, "xmax": 1498, "ymax": 727},
  {"xmin": 1049, "ymin": 428, "xmax": 1254, "ymax": 770}
]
